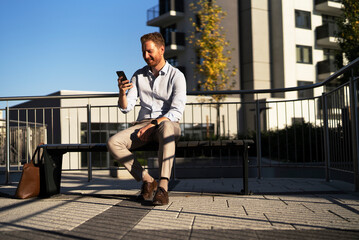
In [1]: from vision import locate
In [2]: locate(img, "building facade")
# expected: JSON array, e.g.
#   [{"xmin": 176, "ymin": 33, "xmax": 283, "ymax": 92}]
[
  {"xmin": 147, "ymin": 0, "xmax": 342, "ymax": 93},
  {"xmin": 146, "ymin": 0, "xmax": 343, "ymax": 130}
]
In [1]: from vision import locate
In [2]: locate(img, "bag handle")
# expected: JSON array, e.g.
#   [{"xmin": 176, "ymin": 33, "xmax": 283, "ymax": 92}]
[{"xmin": 31, "ymin": 143, "xmax": 44, "ymax": 166}]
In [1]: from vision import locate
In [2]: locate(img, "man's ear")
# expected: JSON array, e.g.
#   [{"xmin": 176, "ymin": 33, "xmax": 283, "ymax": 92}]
[{"xmin": 160, "ymin": 45, "xmax": 165, "ymax": 55}]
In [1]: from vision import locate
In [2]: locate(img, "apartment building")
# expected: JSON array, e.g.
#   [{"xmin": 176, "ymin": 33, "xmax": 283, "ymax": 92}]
[
  {"xmin": 147, "ymin": 0, "xmax": 342, "ymax": 91},
  {"xmin": 146, "ymin": 0, "xmax": 343, "ymax": 130}
]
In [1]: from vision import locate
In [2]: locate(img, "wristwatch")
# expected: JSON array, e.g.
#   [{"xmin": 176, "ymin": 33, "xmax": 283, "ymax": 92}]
[{"xmin": 150, "ymin": 119, "xmax": 159, "ymax": 127}]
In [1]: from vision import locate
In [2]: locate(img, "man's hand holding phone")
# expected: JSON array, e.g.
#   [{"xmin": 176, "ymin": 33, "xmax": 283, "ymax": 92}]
[{"xmin": 116, "ymin": 71, "xmax": 133, "ymax": 94}]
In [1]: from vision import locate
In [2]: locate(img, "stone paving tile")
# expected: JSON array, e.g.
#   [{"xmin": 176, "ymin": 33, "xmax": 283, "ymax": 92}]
[
  {"xmin": 245, "ymin": 194, "xmax": 359, "ymax": 231},
  {"xmin": 0, "ymin": 195, "xmax": 120, "ymax": 233},
  {"xmin": 64, "ymin": 198, "xmax": 153, "ymax": 240},
  {"xmin": 133, "ymin": 192, "xmax": 359, "ymax": 240},
  {"xmin": 1, "ymin": 172, "xmax": 359, "ymax": 239},
  {"xmin": 191, "ymin": 229, "xmax": 258, "ymax": 240}
]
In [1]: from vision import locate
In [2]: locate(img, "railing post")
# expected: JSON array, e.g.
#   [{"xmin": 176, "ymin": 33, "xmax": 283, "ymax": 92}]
[
  {"xmin": 349, "ymin": 73, "xmax": 359, "ymax": 191},
  {"xmin": 87, "ymin": 104, "xmax": 92, "ymax": 181},
  {"xmin": 242, "ymin": 141, "xmax": 249, "ymax": 195},
  {"xmin": 256, "ymin": 100, "xmax": 262, "ymax": 179},
  {"xmin": 322, "ymin": 93, "xmax": 330, "ymax": 182},
  {"xmin": 5, "ymin": 107, "xmax": 10, "ymax": 184}
]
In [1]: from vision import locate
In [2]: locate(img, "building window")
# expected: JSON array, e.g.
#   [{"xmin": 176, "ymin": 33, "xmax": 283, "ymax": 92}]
[
  {"xmin": 297, "ymin": 81, "xmax": 314, "ymax": 98},
  {"xmin": 295, "ymin": 10, "xmax": 311, "ymax": 29},
  {"xmin": 323, "ymin": 48, "xmax": 336, "ymax": 61},
  {"xmin": 160, "ymin": 24, "xmax": 177, "ymax": 46},
  {"xmin": 296, "ymin": 45, "xmax": 312, "ymax": 64}
]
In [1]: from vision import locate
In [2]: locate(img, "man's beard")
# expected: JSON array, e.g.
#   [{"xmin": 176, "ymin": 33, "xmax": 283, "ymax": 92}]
[{"xmin": 145, "ymin": 57, "xmax": 160, "ymax": 67}]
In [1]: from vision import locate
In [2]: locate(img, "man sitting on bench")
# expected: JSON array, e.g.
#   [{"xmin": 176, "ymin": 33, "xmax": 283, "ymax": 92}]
[{"xmin": 107, "ymin": 32, "xmax": 187, "ymax": 206}]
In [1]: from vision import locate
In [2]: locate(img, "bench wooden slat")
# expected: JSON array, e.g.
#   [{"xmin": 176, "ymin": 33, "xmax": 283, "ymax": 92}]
[
  {"xmin": 211, "ymin": 141, "xmax": 222, "ymax": 146},
  {"xmin": 198, "ymin": 141, "xmax": 210, "ymax": 147},
  {"xmin": 187, "ymin": 141, "xmax": 199, "ymax": 147},
  {"xmin": 40, "ymin": 140, "xmax": 254, "ymax": 153},
  {"xmin": 176, "ymin": 141, "xmax": 188, "ymax": 148},
  {"xmin": 221, "ymin": 140, "xmax": 233, "ymax": 146},
  {"xmin": 42, "ymin": 143, "xmax": 107, "ymax": 152},
  {"xmin": 233, "ymin": 140, "xmax": 244, "ymax": 146}
]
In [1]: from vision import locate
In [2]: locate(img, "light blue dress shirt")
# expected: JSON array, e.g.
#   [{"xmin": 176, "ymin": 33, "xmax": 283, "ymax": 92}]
[{"xmin": 120, "ymin": 62, "xmax": 187, "ymax": 122}]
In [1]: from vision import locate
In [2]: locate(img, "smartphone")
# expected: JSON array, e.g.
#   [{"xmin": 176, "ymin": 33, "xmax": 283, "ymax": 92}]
[{"xmin": 116, "ymin": 71, "xmax": 127, "ymax": 81}]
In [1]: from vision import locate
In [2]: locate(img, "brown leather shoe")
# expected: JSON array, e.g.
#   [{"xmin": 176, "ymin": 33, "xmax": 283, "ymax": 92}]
[
  {"xmin": 152, "ymin": 187, "xmax": 169, "ymax": 206},
  {"xmin": 139, "ymin": 180, "xmax": 158, "ymax": 201}
]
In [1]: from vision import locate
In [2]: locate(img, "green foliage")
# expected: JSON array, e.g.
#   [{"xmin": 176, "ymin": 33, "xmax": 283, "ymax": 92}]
[
  {"xmin": 335, "ymin": 0, "xmax": 359, "ymax": 68},
  {"xmin": 255, "ymin": 122, "xmax": 325, "ymax": 163}
]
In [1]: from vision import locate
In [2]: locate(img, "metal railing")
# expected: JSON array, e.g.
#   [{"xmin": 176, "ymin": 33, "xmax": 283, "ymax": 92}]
[
  {"xmin": 1, "ymin": 57, "xmax": 359, "ymax": 190},
  {"xmin": 316, "ymin": 22, "xmax": 339, "ymax": 41},
  {"xmin": 147, "ymin": 4, "xmax": 159, "ymax": 22},
  {"xmin": 147, "ymin": 0, "xmax": 184, "ymax": 22},
  {"xmin": 317, "ymin": 58, "xmax": 337, "ymax": 75}
]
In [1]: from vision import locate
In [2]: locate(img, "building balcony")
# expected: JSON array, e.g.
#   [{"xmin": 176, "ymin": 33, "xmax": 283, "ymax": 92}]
[
  {"xmin": 317, "ymin": 58, "xmax": 337, "ymax": 80},
  {"xmin": 147, "ymin": 0, "xmax": 184, "ymax": 27},
  {"xmin": 315, "ymin": 23, "xmax": 340, "ymax": 49},
  {"xmin": 164, "ymin": 32, "xmax": 185, "ymax": 57},
  {"xmin": 315, "ymin": 0, "xmax": 343, "ymax": 16}
]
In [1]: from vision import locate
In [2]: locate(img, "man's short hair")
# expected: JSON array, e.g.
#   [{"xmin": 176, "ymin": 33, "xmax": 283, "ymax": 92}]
[{"xmin": 140, "ymin": 32, "xmax": 165, "ymax": 48}]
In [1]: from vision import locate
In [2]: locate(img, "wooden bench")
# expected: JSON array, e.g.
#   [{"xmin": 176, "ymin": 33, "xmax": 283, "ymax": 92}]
[{"xmin": 36, "ymin": 139, "xmax": 254, "ymax": 197}]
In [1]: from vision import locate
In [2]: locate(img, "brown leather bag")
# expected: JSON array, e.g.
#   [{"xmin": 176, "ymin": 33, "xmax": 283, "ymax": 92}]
[{"xmin": 15, "ymin": 148, "xmax": 41, "ymax": 199}]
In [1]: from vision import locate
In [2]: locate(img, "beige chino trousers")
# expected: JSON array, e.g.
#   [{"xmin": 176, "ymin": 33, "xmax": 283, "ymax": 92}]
[{"xmin": 107, "ymin": 119, "xmax": 181, "ymax": 182}]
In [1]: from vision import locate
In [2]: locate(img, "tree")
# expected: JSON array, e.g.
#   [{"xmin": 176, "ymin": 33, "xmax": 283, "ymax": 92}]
[
  {"xmin": 335, "ymin": 0, "xmax": 359, "ymax": 69},
  {"xmin": 188, "ymin": 0, "xmax": 237, "ymax": 139}
]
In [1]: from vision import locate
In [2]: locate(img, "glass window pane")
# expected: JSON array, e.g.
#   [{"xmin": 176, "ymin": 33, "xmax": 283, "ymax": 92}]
[
  {"xmin": 295, "ymin": 10, "xmax": 311, "ymax": 29},
  {"xmin": 296, "ymin": 45, "xmax": 312, "ymax": 64},
  {"xmin": 298, "ymin": 81, "xmax": 314, "ymax": 98},
  {"xmin": 303, "ymin": 48, "xmax": 310, "ymax": 63},
  {"xmin": 303, "ymin": 47, "xmax": 312, "ymax": 63},
  {"xmin": 296, "ymin": 46, "xmax": 302, "ymax": 63},
  {"xmin": 304, "ymin": 14, "xmax": 310, "ymax": 28}
]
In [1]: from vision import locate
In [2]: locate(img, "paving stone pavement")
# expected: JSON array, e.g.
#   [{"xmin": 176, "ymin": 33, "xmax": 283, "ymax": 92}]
[{"xmin": 0, "ymin": 170, "xmax": 359, "ymax": 239}]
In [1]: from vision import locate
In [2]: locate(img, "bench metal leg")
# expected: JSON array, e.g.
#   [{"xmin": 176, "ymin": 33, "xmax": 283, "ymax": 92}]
[
  {"xmin": 88, "ymin": 152, "xmax": 92, "ymax": 182},
  {"xmin": 241, "ymin": 142, "xmax": 250, "ymax": 195}
]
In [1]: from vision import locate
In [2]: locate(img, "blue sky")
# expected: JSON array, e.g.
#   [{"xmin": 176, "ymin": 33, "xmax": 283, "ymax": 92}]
[{"xmin": 0, "ymin": 0, "xmax": 158, "ymax": 107}]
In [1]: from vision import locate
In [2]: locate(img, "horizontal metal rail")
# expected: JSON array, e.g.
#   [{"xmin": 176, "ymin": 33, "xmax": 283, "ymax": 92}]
[{"xmin": 0, "ymin": 58, "xmax": 358, "ymax": 102}]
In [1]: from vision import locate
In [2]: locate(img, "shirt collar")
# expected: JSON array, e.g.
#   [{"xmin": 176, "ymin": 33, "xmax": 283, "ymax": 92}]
[
  {"xmin": 159, "ymin": 61, "xmax": 169, "ymax": 76},
  {"xmin": 147, "ymin": 61, "xmax": 169, "ymax": 77}
]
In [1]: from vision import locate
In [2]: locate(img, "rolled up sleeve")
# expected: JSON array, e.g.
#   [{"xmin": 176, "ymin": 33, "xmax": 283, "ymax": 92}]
[
  {"xmin": 119, "ymin": 76, "xmax": 137, "ymax": 113},
  {"xmin": 163, "ymin": 71, "xmax": 187, "ymax": 122}
]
